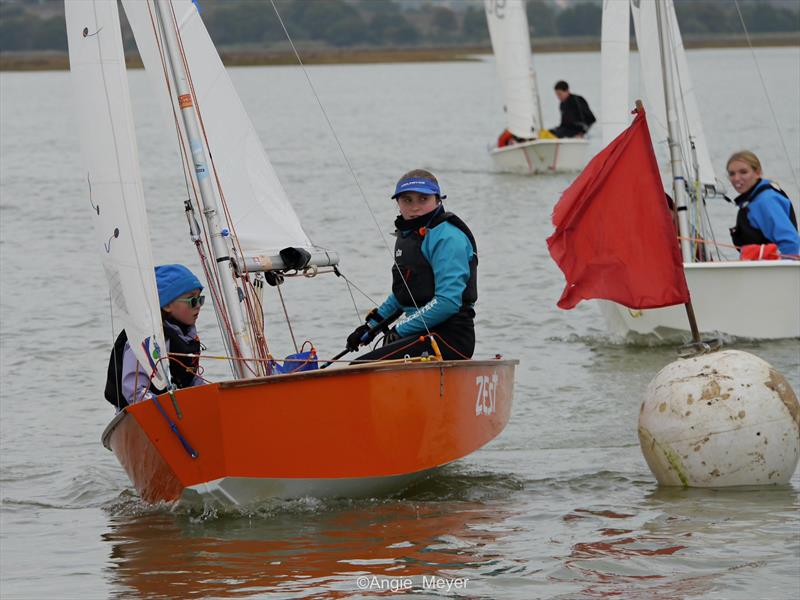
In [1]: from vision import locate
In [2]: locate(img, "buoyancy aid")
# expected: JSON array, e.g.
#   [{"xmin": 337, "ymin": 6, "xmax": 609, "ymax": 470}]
[
  {"xmin": 497, "ymin": 129, "xmax": 517, "ymax": 147},
  {"xmin": 391, "ymin": 208, "xmax": 478, "ymax": 315},
  {"xmin": 104, "ymin": 319, "xmax": 201, "ymax": 408},
  {"xmin": 730, "ymin": 180, "xmax": 797, "ymax": 249}
]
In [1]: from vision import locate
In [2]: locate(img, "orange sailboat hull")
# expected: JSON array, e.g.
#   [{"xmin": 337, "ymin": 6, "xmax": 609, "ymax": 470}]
[{"xmin": 102, "ymin": 359, "xmax": 517, "ymax": 506}]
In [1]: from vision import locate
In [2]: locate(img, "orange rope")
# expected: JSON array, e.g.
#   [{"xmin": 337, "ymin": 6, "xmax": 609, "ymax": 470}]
[
  {"xmin": 677, "ymin": 235, "xmax": 738, "ymax": 251},
  {"xmin": 429, "ymin": 333, "xmax": 472, "ymax": 360}
]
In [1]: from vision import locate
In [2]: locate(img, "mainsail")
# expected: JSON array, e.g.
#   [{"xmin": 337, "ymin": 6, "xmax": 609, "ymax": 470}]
[
  {"xmin": 630, "ymin": 0, "xmax": 717, "ymax": 190},
  {"xmin": 65, "ymin": 0, "xmax": 168, "ymax": 389},
  {"xmin": 600, "ymin": 0, "xmax": 631, "ymax": 145},
  {"xmin": 484, "ymin": 0, "xmax": 540, "ymax": 139},
  {"xmin": 121, "ymin": 0, "xmax": 314, "ymax": 257}
]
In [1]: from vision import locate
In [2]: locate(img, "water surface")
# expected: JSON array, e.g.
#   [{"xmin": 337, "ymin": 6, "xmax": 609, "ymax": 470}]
[{"xmin": 1, "ymin": 47, "xmax": 799, "ymax": 599}]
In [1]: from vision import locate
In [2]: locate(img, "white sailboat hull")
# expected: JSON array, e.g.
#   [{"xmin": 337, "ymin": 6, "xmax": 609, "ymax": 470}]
[
  {"xmin": 600, "ymin": 261, "xmax": 800, "ymax": 340},
  {"xmin": 489, "ymin": 138, "xmax": 589, "ymax": 175},
  {"xmin": 180, "ymin": 470, "xmax": 438, "ymax": 506}
]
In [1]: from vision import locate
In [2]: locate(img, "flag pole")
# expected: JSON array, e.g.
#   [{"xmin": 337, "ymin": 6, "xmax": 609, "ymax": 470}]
[
  {"xmin": 652, "ymin": 6, "xmax": 721, "ymax": 357},
  {"xmin": 632, "ymin": 100, "xmax": 719, "ymax": 357}
]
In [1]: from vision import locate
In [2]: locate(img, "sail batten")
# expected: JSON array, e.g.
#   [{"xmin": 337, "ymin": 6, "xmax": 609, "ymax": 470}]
[
  {"xmin": 485, "ymin": 0, "xmax": 539, "ymax": 139},
  {"xmin": 66, "ymin": 0, "xmax": 168, "ymax": 390}
]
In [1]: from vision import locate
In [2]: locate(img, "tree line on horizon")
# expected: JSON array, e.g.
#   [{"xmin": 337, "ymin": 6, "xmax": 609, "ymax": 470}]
[{"xmin": 1, "ymin": 0, "xmax": 798, "ymax": 53}]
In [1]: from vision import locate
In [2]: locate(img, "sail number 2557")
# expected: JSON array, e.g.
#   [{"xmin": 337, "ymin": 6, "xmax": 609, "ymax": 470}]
[{"xmin": 475, "ymin": 371, "xmax": 500, "ymax": 416}]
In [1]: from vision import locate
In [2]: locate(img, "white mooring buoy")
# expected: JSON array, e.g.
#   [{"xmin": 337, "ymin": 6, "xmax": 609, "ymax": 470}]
[{"xmin": 639, "ymin": 349, "xmax": 799, "ymax": 487}]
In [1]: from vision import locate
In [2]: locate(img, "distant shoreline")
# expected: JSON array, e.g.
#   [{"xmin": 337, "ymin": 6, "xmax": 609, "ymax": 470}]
[{"xmin": 1, "ymin": 34, "xmax": 797, "ymax": 72}]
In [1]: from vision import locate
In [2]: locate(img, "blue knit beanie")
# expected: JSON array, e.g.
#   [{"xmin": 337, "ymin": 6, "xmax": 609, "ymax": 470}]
[{"xmin": 154, "ymin": 264, "xmax": 203, "ymax": 308}]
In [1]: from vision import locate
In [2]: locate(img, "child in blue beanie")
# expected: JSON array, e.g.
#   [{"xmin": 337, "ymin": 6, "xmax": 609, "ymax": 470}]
[{"xmin": 104, "ymin": 264, "xmax": 205, "ymax": 409}]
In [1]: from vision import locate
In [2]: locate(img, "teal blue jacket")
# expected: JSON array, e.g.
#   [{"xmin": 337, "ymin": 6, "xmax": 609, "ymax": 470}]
[{"xmin": 374, "ymin": 220, "xmax": 475, "ymax": 337}]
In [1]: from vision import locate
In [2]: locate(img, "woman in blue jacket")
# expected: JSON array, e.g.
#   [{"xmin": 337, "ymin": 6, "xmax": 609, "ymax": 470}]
[
  {"xmin": 346, "ymin": 170, "xmax": 478, "ymax": 361},
  {"xmin": 727, "ymin": 150, "xmax": 799, "ymax": 256}
]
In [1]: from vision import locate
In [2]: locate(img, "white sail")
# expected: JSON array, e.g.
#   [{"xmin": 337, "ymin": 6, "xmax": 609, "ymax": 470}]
[
  {"xmin": 484, "ymin": 0, "xmax": 539, "ymax": 139},
  {"xmin": 600, "ymin": 0, "xmax": 631, "ymax": 145},
  {"xmin": 630, "ymin": 0, "xmax": 717, "ymax": 189},
  {"xmin": 65, "ymin": 0, "xmax": 168, "ymax": 389},
  {"xmin": 121, "ymin": 0, "xmax": 313, "ymax": 257},
  {"xmin": 664, "ymin": 0, "xmax": 717, "ymax": 191}
]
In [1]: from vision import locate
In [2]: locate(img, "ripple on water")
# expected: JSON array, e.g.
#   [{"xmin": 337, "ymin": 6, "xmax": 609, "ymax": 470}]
[{"xmin": 2, "ymin": 54, "xmax": 799, "ymax": 600}]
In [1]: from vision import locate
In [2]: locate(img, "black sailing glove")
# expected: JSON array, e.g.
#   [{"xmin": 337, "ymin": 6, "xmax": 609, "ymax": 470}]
[
  {"xmin": 346, "ymin": 324, "xmax": 371, "ymax": 352},
  {"xmin": 346, "ymin": 308, "xmax": 387, "ymax": 351}
]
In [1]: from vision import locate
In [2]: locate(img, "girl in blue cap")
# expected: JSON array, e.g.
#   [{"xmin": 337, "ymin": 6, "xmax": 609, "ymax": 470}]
[
  {"xmin": 104, "ymin": 264, "xmax": 205, "ymax": 409},
  {"xmin": 346, "ymin": 169, "xmax": 478, "ymax": 361}
]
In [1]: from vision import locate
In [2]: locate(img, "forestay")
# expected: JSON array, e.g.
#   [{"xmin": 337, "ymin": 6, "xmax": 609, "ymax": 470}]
[
  {"xmin": 65, "ymin": 0, "xmax": 168, "ymax": 390},
  {"xmin": 484, "ymin": 0, "xmax": 540, "ymax": 139},
  {"xmin": 121, "ymin": 0, "xmax": 314, "ymax": 256},
  {"xmin": 630, "ymin": 0, "xmax": 717, "ymax": 190}
]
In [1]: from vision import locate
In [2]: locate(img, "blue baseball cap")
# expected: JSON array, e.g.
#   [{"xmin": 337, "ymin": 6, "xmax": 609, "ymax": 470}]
[
  {"xmin": 391, "ymin": 177, "xmax": 443, "ymax": 199},
  {"xmin": 155, "ymin": 264, "xmax": 203, "ymax": 308}
]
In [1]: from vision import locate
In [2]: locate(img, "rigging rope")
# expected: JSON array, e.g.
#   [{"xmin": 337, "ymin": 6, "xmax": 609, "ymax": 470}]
[
  {"xmin": 167, "ymin": 1, "xmax": 268, "ymax": 376},
  {"xmin": 333, "ymin": 265, "xmax": 381, "ymax": 323},
  {"xmin": 733, "ymin": 0, "xmax": 800, "ymax": 193},
  {"xmin": 145, "ymin": 0, "xmax": 241, "ymax": 379},
  {"xmin": 275, "ymin": 284, "xmax": 299, "ymax": 354},
  {"xmin": 661, "ymin": 14, "xmax": 702, "ymax": 260},
  {"xmin": 269, "ymin": 0, "xmax": 434, "ymax": 339},
  {"xmin": 343, "ymin": 274, "xmax": 363, "ymax": 324}
]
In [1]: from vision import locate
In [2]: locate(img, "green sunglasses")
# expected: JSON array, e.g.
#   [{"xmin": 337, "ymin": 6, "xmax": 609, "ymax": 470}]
[{"xmin": 173, "ymin": 295, "xmax": 205, "ymax": 308}]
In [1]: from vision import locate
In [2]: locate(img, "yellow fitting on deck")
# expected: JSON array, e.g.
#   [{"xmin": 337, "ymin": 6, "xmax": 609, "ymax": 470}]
[{"xmin": 429, "ymin": 335, "xmax": 443, "ymax": 361}]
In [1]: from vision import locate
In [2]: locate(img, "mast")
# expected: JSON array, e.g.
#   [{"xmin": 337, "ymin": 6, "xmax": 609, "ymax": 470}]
[
  {"xmin": 154, "ymin": 0, "xmax": 255, "ymax": 378},
  {"xmin": 533, "ymin": 68, "xmax": 544, "ymax": 135},
  {"xmin": 655, "ymin": 0, "xmax": 692, "ymax": 263}
]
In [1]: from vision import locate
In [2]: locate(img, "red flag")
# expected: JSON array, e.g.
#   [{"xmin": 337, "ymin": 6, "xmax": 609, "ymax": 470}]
[{"xmin": 547, "ymin": 108, "xmax": 690, "ymax": 310}]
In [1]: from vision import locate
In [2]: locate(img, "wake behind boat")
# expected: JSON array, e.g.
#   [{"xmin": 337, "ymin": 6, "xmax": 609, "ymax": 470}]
[
  {"xmin": 485, "ymin": 0, "xmax": 588, "ymax": 174},
  {"xmin": 66, "ymin": 0, "xmax": 516, "ymax": 507},
  {"xmin": 597, "ymin": 0, "xmax": 799, "ymax": 340}
]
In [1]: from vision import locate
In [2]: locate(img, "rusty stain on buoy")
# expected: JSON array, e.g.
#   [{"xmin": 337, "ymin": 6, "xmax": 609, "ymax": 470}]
[
  {"xmin": 767, "ymin": 369, "xmax": 799, "ymax": 428},
  {"xmin": 701, "ymin": 379, "xmax": 721, "ymax": 401}
]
